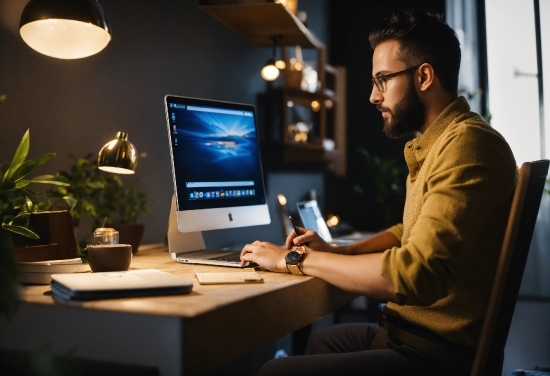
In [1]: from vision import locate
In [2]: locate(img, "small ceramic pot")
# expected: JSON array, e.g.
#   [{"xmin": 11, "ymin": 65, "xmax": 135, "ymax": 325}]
[{"xmin": 85, "ymin": 244, "xmax": 132, "ymax": 272}]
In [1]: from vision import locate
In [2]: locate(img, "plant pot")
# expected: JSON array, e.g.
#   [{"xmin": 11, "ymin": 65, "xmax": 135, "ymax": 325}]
[
  {"xmin": 107, "ymin": 223, "xmax": 145, "ymax": 255},
  {"xmin": 11, "ymin": 210, "xmax": 78, "ymax": 262}
]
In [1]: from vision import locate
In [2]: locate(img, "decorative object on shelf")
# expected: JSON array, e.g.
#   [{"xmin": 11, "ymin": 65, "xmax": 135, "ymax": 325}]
[
  {"xmin": 287, "ymin": 121, "xmax": 311, "ymax": 143},
  {"xmin": 98, "ymin": 131, "xmax": 138, "ymax": 174},
  {"xmin": 19, "ymin": 0, "xmax": 111, "ymax": 60},
  {"xmin": 275, "ymin": 0, "xmax": 297, "ymax": 15},
  {"xmin": 285, "ymin": 46, "xmax": 304, "ymax": 89},
  {"xmin": 261, "ymin": 36, "xmax": 282, "ymax": 81}
]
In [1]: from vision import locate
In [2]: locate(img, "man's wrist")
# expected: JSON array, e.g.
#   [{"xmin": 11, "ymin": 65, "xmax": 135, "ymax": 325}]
[{"xmin": 285, "ymin": 246, "xmax": 307, "ymax": 275}]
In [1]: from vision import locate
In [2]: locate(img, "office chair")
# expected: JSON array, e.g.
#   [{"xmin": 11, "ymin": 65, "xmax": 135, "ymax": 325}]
[{"xmin": 471, "ymin": 160, "xmax": 550, "ymax": 376}]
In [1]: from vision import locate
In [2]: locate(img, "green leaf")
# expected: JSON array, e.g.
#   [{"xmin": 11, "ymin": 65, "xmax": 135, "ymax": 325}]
[
  {"xmin": 2, "ymin": 224, "xmax": 39, "ymax": 239},
  {"xmin": 11, "ymin": 153, "xmax": 56, "ymax": 181},
  {"xmin": 11, "ymin": 211, "xmax": 31, "ymax": 221},
  {"xmin": 9, "ymin": 196, "xmax": 33, "ymax": 211},
  {"xmin": 62, "ymin": 196, "xmax": 77, "ymax": 208},
  {"xmin": 4, "ymin": 129, "xmax": 30, "ymax": 182},
  {"xmin": 87, "ymin": 181, "xmax": 104, "ymax": 189},
  {"xmin": 14, "ymin": 179, "xmax": 30, "ymax": 189},
  {"xmin": 29, "ymin": 175, "xmax": 70, "ymax": 186}
]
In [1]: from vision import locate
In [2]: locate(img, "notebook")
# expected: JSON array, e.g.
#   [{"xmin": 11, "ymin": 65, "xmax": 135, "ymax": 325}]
[
  {"xmin": 296, "ymin": 200, "xmax": 374, "ymax": 246},
  {"xmin": 50, "ymin": 269, "xmax": 193, "ymax": 303}
]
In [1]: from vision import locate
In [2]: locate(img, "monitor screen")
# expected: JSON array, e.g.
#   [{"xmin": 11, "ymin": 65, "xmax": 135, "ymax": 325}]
[{"xmin": 165, "ymin": 95, "xmax": 271, "ymax": 233}]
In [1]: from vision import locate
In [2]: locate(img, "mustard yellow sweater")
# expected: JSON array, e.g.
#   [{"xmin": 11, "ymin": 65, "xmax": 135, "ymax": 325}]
[{"xmin": 381, "ymin": 96, "xmax": 517, "ymax": 349}]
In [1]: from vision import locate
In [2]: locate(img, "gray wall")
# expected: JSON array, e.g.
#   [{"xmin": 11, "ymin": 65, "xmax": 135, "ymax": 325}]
[{"xmin": 0, "ymin": 0, "xmax": 328, "ymax": 246}]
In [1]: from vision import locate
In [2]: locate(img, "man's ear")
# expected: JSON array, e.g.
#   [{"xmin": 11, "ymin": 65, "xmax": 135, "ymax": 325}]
[{"xmin": 417, "ymin": 63, "xmax": 435, "ymax": 92}]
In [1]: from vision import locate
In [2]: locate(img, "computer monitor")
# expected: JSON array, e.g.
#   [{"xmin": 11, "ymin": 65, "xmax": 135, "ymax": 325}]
[{"xmin": 164, "ymin": 95, "xmax": 271, "ymax": 253}]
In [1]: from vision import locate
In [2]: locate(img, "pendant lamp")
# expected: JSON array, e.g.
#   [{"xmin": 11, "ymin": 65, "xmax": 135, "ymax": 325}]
[
  {"xmin": 20, "ymin": 0, "xmax": 111, "ymax": 59},
  {"xmin": 98, "ymin": 132, "xmax": 138, "ymax": 174},
  {"xmin": 261, "ymin": 36, "xmax": 282, "ymax": 81}
]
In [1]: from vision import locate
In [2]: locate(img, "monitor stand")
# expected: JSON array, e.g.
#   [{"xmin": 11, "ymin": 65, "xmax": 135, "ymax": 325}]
[{"xmin": 167, "ymin": 195, "xmax": 206, "ymax": 258}]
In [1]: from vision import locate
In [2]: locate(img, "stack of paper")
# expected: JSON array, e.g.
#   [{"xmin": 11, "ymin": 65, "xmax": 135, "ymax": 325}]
[{"xmin": 17, "ymin": 258, "xmax": 91, "ymax": 285}]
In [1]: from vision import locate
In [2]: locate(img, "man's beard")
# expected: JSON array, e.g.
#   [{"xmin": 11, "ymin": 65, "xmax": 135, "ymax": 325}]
[{"xmin": 377, "ymin": 79, "xmax": 426, "ymax": 139}]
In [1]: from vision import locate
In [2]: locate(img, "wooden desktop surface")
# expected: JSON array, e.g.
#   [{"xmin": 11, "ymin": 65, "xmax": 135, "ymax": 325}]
[{"xmin": 11, "ymin": 244, "xmax": 358, "ymax": 375}]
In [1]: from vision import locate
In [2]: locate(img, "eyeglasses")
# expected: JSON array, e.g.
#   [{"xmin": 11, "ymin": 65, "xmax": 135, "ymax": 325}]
[{"xmin": 371, "ymin": 65, "xmax": 421, "ymax": 93}]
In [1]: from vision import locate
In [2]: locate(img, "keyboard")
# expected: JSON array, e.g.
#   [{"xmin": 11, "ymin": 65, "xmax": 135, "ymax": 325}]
[{"xmin": 210, "ymin": 253, "xmax": 242, "ymax": 263}]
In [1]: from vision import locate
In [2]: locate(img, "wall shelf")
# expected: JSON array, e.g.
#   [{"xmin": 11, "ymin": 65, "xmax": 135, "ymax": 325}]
[
  {"xmin": 198, "ymin": 2, "xmax": 324, "ymax": 48},
  {"xmin": 199, "ymin": 1, "xmax": 347, "ymax": 176}
]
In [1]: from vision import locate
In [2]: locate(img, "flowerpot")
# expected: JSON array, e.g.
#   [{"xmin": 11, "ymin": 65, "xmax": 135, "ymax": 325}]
[
  {"xmin": 107, "ymin": 223, "xmax": 145, "ymax": 255},
  {"xmin": 11, "ymin": 210, "xmax": 78, "ymax": 262}
]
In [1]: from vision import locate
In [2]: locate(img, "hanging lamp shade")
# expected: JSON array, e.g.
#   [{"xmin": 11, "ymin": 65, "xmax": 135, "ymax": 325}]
[
  {"xmin": 98, "ymin": 132, "xmax": 137, "ymax": 174},
  {"xmin": 20, "ymin": 0, "xmax": 111, "ymax": 59}
]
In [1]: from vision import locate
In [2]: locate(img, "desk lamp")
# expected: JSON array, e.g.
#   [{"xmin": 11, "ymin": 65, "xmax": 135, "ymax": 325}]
[
  {"xmin": 98, "ymin": 132, "xmax": 137, "ymax": 174},
  {"xmin": 20, "ymin": 0, "xmax": 111, "ymax": 59}
]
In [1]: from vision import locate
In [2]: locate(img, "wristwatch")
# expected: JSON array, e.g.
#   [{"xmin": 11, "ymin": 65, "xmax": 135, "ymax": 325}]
[{"xmin": 285, "ymin": 246, "xmax": 306, "ymax": 276}]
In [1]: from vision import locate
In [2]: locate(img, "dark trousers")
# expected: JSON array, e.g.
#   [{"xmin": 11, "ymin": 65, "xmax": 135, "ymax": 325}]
[{"xmin": 257, "ymin": 323, "xmax": 472, "ymax": 376}]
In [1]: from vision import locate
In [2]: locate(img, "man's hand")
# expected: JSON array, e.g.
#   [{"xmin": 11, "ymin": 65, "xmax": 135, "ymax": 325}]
[
  {"xmin": 285, "ymin": 227, "xmax": 334, "ymax": 252},
  {"xmin": 240, "ymin": 241, "xmax": 288, "ymax": 272}
]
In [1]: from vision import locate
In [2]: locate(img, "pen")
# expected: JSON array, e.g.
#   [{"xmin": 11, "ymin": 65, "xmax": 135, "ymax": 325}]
[
  {"xmin": 289, "ymin": 216, "xmax": 308, "ymax": 246},
  {"xmin": 289, "ymin": 216, "xmax": 301, "ymax": 237}
]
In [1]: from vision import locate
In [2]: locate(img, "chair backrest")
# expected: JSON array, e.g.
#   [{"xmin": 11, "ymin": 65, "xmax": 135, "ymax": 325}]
[{"xmin": 471, "ymin": 160, "xmax": 549, "ymax": 376}]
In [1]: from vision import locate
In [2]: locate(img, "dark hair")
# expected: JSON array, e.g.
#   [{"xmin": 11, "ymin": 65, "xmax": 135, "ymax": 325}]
[{"xmin": 369, "ymin": 9, "xmax": 461, "ymax": 94}]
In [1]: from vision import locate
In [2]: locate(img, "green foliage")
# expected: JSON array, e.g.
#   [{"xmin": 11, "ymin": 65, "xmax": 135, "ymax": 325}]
[
  {"xmin": 0, "ymin": 129, "xmax": 70, "ymax": 319},
  {"xmin": 47, "ymin": 154, "xmax": 151, "ymax": 245},
  {"xmin": 96, "ymin": 174, "xmax": 152, "ymax": 226},
  {"xmin": 46, "ymin": 154, "xmax": 105, "ymax": 222},
  {"xmin": 353, "ymin": 147, "xmax": 408, "ymax": 227}
]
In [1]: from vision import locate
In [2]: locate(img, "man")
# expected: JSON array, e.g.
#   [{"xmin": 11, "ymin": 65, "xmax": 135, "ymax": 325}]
[{"xmin": 241, "ymin": 9, "xmax": 516, "ymax": 376}]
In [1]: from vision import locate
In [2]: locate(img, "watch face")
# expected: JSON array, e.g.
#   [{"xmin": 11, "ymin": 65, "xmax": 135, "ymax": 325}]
[{"xmin": 285, "ymin": 250, "xmax": 303, "ymax": 265}]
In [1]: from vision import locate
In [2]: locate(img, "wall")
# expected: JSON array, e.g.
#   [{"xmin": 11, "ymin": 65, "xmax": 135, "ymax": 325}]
[{"xmin": 0, "ymin": 0, "xmax": 328, "ymax": 246}]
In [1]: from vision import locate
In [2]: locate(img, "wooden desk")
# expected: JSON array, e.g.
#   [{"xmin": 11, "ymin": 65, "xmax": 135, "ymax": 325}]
[{"xmin": 0, "ymin": 245, "xmax": 358, "ymax": 375}]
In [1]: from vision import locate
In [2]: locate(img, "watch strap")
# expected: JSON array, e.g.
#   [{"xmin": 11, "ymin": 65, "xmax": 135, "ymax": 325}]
[{"xmin": 287, "ymin": 262, "xmax": 306, "ymax": 276}]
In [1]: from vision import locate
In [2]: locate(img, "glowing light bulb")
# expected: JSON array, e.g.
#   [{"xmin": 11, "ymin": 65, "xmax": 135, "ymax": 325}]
[{"xmin": 261, "ymin": 59, "xmax": 280, "ymax": 81}]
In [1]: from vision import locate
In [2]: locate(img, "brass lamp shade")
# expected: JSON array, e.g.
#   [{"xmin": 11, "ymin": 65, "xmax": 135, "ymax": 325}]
[
  {"xmin": 20, "ymin": 0, "xmax": 111, "ymax": 59},
  {"xmin": 98, "ymin": 132, "xmax": 137, "ymax": 174}
]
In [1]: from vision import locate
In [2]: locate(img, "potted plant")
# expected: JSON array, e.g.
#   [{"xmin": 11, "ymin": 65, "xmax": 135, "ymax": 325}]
[
  {"xmin": 1, "ymin": 129, "xmax": 70, "ymax": 319},
  {"xmin": 47, "ymin": 154, "xmax": 151, "ymax": 253}
]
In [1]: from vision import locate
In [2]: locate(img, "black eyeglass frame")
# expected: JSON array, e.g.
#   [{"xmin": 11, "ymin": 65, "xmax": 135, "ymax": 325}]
[{"xmin": 371, "ymin": 64, "xmax": 422, "ymax": 93}]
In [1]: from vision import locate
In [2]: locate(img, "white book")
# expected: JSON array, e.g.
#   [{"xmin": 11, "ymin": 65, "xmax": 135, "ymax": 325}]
[
  {"xmin": 17, "ymin": 259, "xmax": 91, "ymax": 285},
  {"xmin": 17, "ymin": 259, "xmax": 89, "ymax": 273}
]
